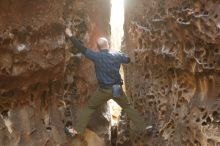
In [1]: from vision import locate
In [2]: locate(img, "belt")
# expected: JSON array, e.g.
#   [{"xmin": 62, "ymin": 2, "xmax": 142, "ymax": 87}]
[
  {"xmin": 100, "ymin": 82, "xmax": 123, "ymax": 89},
  {"xmin": 100, "ymin": 84, "xmax": 113, "ymax": 89}
]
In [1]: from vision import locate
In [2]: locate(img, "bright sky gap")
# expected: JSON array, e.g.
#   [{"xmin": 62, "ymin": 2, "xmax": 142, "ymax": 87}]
[{"xmin": 108, "ymin": 0, "xmax": 124, "ymax": 126}]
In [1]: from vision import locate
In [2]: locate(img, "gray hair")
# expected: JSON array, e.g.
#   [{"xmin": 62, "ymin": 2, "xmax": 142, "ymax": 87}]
[{"xmin": 97, "ymin": 37, "xmax": 109, "ymax": 49}]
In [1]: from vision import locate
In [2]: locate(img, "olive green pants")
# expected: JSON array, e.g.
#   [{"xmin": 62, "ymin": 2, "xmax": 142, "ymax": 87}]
[{"xmin": 75, "ymin": 87, "xmax": 146, "ymax": 134}]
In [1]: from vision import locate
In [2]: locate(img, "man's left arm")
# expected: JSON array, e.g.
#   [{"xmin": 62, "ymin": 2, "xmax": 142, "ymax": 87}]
[{"xmin": 119, "ymin": 52, "xmax": 131, "ymax": 64}]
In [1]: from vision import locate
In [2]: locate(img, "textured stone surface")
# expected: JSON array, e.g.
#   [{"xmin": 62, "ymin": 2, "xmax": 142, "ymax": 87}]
[
  {"xmin": 0, "ymin": 0, "xmax": 110, "ymax": 146},
  {"xmin": 117, "ymin": 0, "xmax": 220, "ymax": 146},
  {"xmin": 2, "ymin": 0, "xmax": 220, "ymax": 146}
]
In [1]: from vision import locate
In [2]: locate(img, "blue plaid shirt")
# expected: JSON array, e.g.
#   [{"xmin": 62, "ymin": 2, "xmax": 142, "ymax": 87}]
[{"xmin": 83, "ymin": 49, "xmax": 130, "ymax": 86}]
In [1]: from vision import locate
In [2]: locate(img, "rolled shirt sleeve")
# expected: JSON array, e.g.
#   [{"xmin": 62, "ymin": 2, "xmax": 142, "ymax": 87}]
[
  {"xmin": 69, "ymin": 36, "xmax": 87, "ymax": 53},
  {"xmin": 84, "ymin": 49, "xmax": 99, "ymax": 61}
]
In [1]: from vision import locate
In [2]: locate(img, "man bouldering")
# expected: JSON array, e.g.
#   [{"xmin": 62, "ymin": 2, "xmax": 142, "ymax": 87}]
[{"xmin": 64, "ymin": 28, "xmax": 151, "ymax": 138}]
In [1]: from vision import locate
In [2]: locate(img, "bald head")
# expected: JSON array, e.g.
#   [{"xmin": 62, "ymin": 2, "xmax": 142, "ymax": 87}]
[{"xmin": 96, "ymin": 37, "xmax": 109, "ymax": 50}]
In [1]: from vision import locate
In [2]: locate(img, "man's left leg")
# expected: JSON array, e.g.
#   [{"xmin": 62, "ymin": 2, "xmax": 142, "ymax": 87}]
[{"xmin": 113, "ymin": 91, "xmax": 146, "ymax": 131}]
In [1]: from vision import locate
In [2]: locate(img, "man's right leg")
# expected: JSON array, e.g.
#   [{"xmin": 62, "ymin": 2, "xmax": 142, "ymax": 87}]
[
  {"xmin": 113, "ymin": 91, "xmax": 146, "ymax": 131},
  {"xmin": 75, "ymin": 87, "xmax": 111, "ymax": 134}
]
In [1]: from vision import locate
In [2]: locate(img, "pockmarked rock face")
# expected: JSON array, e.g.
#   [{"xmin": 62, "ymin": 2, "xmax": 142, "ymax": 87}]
[
  {"xmin": 117, "ymin": 0, "xmax": 220, "ymax": 146},
  {"xmin": 0, "ymin": 0, "xmax": 110, "ymax": 146},
  {"xmin": 0, "ymin": 0, "xmax": 65, "ymax": 90}
]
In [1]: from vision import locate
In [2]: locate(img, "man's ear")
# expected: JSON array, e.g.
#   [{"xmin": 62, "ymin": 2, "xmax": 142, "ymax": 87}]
[{"xmin": 97, "ymin": 43, "xmax": 101, "ymax": 49}]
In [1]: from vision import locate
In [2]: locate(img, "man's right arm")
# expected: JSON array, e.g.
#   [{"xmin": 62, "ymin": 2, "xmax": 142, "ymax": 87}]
[
  {"xmin": 65, "ymin": 28, "xmax": 87, "ymax": 54},
  {"xmin": 65, "ymin": 28, "xmax": 98, "ymax": 61},
  {"xmin": 69, "ymin": 36, "xmax": 87, "ymax": 54},
  {"xmin": 69, "ymin": 36, "xmax": 100, "ymax": 61}
]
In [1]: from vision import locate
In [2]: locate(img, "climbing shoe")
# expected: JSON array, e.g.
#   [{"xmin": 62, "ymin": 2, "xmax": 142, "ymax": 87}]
[
  {"xmin": 145, "ymin": 125, "xmax": 153, "ymax": 135},
  {"xmin": 64, "ymin": 126, "xmax": 78, "ymax": 138}
]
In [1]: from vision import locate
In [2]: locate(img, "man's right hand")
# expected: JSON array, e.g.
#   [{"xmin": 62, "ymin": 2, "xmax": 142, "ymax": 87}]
[
  {"xmin": 65, "ymin": 28, "xmax": 73, "ymax": 37},
  {"xmin": 66, "ymin": 28, "xmax": 87, "ymax": 54}
]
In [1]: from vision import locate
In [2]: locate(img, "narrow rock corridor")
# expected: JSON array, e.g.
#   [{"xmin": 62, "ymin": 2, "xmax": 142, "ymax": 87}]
[{"xmin": 0, "ymin": 0, "xmax": 220, "ymax": 146}]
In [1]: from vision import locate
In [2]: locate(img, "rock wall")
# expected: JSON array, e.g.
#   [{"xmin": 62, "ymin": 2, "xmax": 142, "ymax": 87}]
[
  {"xmin": 118, "ymin": 0, "xmax": 220, "ymax": 146},
  {"xmin": 0, "ymin": 0, "xmax": 110, "ymax": 146}
]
